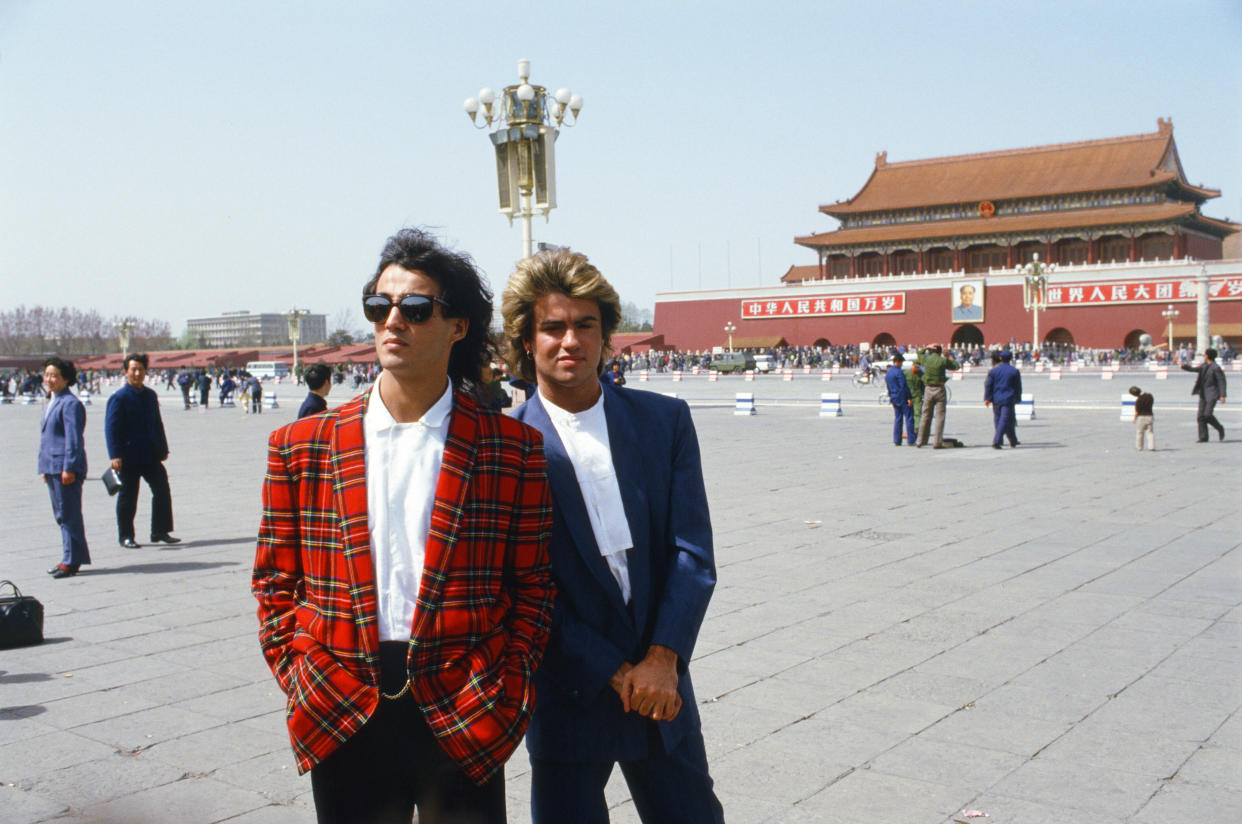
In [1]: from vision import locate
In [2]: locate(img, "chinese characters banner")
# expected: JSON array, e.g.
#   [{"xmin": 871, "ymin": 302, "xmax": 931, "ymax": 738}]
[
  {"xmin": 742, "ymin": 293, "xmax": 906, "ymax": 319},
  {"xmin": 1046, "ymin": 277, "xmax": 1242, "ymax": 307}
]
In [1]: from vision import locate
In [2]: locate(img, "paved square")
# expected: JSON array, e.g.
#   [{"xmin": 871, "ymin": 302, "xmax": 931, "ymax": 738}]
[{"xmin": 2, "ymin": 368, "xmax": 1238, "ymax": 823}]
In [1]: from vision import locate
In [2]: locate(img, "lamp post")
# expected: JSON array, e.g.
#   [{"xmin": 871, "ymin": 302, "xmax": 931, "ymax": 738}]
[
  {"xmin": 1019, "ymin": 253, "xmax": 1055, "ymax": 353},
  {"xmin": 464, "ymin": 59, "xmax": 583, "ymax": 260},
  {"xmin": 286, "ymin": 308, "xmax": 307, "ymax": 381},
  {"xmin": 116, "ymin": 319, "xmax": 133, "ymax": 360},
  {"xmin": 724, "ymin": 321, "xmax": 736, "ymax": 352},
  {"xmin": 1162, "ymin": 303, "xmax": 1180, "ymax": 357}
]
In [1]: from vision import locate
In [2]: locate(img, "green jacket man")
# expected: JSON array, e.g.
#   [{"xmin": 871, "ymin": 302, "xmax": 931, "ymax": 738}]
[{"xmin": 915, "ymin": 345, "xmax": 960, "ymax": 448}]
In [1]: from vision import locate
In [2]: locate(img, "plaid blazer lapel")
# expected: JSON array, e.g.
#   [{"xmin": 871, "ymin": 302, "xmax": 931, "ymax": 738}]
[
  {"xmin": 329, "ymin": 389, "xmax": 380, "ymax": 652},
  {"xmin": 412, "ymin": 389, "xmax": 478, "ymax": 639}
]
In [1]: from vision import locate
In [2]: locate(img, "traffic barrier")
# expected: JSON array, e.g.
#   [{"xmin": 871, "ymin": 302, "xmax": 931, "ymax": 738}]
[
  {"xmin": 1101, "ymin": 370, "xmax": 1114, "ymax": 381},
  {"xmin": 734, "ymin": 392, "xmax": 756, "ymax": 416},
  {"xmin": 952, "ymin": 371, "xmax": 964, "ymax": 381},
  {"xmin": 1070, "ymin": 363, "xmax": 1081, "ymax": 372},
  {"xmin": 1049, "ymin": 368, "xmax": 1062, "ymax": 381},
  {"xmin": 782, "ymin": 369, "xmax": 793, "ymax": 382},
  {"xmin": 744, "ymin": 370, "xmax": 755, "ymax": 382},
  {"xmin": 1119, "ymin": 394, "xmax": 1135, "ymax": 421},
  {"xmin": 821, "ymin": 369, "xmax": 832, "ymax": 381},
  {"xmin": 264, "ymin": 392, "xmax": 279, "ymax": 409},
  {"xmin": 819, "ymin": 393, "xmax": 842, "ymax": 417},
  {"xmin": 1035, "ymin": 362, "xmax": 1045, "ymax": 372},
  {"xmin": 22, "ymin": 393, "xmax": 38, "ymax": 405},
  {"xmin": 691, "ymin": 366, "xmax": 700, "ymax": 375},
  {"xmin": 708, "ymin": 371, "xmax": 718, "ymax": 382},
  {"xmin": 221, "ymin": 396, "xmax": 236, "ymax": 407},
  {"xmin": 79, "ymin": 390, "xmax": 92, "ymax": 405},
  {"xmin": 1016, "ymin": 393, "xmax": 1036, "ymax": 420},
  {"xmin": 1155, "ymin": 369, "xmax": 1168, "ymax": 380},
  {"xmin": 803, "ymin": 366, "xmax": 812, "ymax": 374},
  {"xmin": 639, "ymin": 371, "xmax": 649, "ymax": 382},
  {"xmin": 672, "ymin": 371, "xmax": 683, "ymax": 382}
]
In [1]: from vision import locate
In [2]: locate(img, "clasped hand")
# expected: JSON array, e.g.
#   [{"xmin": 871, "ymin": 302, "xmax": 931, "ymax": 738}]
[{"xmin": 610, "ymin": 645, "xmax": 681, "ymax": 722}]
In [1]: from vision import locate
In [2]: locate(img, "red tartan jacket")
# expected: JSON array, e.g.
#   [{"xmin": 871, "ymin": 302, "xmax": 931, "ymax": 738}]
[{"xmin": 252, "ymin": 387, "xmax": 554, "ymax": 784}]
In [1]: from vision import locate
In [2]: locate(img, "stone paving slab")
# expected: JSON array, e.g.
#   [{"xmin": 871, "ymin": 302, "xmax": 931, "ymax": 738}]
[{"xmin": 1, "ymin": 372, "xmax": 1238, "ymax": 823}]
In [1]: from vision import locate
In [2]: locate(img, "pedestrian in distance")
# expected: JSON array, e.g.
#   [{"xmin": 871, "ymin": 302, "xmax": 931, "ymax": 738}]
[
  {"xmin": 104, "ymin": 353, "xmax": 180, "ymax": 548},
  {"xmin": 1130, "ymin": 385, "xmax": 1155, "ymax": 451},
  {"xmin": 984, "ymin": 349, "xmax": 1022, "ymax": 449},
  {"xmin": 1180, "ymin": 347, "xmax": 1227, "ymax": 442},
  {"xmin": 296, "ymin": 363, "xmax": 332, "ymax": 419},
  {"xmin": 915, "ymin": 344, "xmax": 960, "ymax": 448},
  {"xmin": 885, "ymin": 353, "xmax": 915, "ymax": 445},
  {"xmin": 502, "ymin": 248, "xmax": 726, "ymax": 824},
  {"xmin": 253, "ymin": 227, "xmax": 554, "ymax": 824},
  {"xmin": 39, "ymin": 357, "xmax": 91, "ymax": 579}
]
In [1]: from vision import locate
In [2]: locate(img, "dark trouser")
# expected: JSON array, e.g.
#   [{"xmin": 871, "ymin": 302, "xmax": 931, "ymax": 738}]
[
  {"xmin": 116, "ymin": 461, "xmax": 174, "ymax": 541},
  {"xmin": 530, "ymin": 727, "xmax": 724, "ymax": 824},
  {"xmin": 310, "ymin": 643, "xmax": 505, "ymax": 824},
  {"xmin": 181, "ymin": 386, "xmax": 191, "ymax": 409},
  {"xmin": 199, "ymin": 388, "xmax": 209, "ymax": 407},
  {"xmin": 251, "ymin": 391, "xmax": 262, "ymax": 413},
  {"xmin": 1197, "ymin": 396, "xmax": 1224, "ymax": 441},
  {"xmin": 992, "ymin": 403, "xmax": 1018, "ymax": 446},
  {"xmin": 46, "ymin": 475, "xmax": 90, "ymax": 567},
  {"xmin": 892, "ymin": 402, "xmax": 915, "ymax": 444}
]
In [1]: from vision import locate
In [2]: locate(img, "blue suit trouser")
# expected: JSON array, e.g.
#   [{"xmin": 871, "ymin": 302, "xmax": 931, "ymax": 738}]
[
  {"xmin": 892, "ymin": 402, "xmax": 915, "ymax": 444},
  {"xmin": 993, "ymin": 403, "xmax": 1018, "ymax": 446},
  {"xmin": 530, "ymin": 725, "xmax": 724, "ymax": 824},
  {"xmin": 46, "ymin": 475, "xmax": 90, "ymax": 566},
  {"xmin": 116, "ymin": 461, "xmax": 174, "ymax": 541}
]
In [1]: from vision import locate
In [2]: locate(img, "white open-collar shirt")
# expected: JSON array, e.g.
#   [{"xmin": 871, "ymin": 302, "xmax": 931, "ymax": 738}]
[
  {"xmin": 541, "ymin": 389, "xmax": 634, "ymax": 604},
  {"xmin": 364, "ymin": 375, "xmax": 453, "ymax": 642}
]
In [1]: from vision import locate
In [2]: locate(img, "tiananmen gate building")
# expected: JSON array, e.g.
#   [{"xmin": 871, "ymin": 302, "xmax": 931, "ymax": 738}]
[{"xmin": 653, "ymin": 119, "xmax": 1240, "ymax": 351}]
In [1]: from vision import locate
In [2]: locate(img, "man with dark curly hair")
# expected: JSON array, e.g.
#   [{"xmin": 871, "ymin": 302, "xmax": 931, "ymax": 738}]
[{"xmin": 253, "ymin": 228, "xmax": 555, "ymax": 824}]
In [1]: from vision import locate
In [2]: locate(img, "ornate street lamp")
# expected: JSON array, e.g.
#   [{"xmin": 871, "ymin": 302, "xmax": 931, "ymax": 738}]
[
  {"xmin": 116, "ymin": 319, "xmax": 133, "ymax": 359},
  {"xmin": 724, "ymin": 321, "xmax": 736, "ymax": 352},
  {"xmin": 1019, "ymin": 253, "xmax": 1055, "ymax": 352},
  {"xmin": 464, "ymin": 59, "xmax": 583, "ymax": 259},
  {"xmin": 286, "ymin": 308, "xmax": 308, "ymax": 381},
  {"xmin": 1161, "ymin": 303, "xmax": 1180, "ymax": 355}
]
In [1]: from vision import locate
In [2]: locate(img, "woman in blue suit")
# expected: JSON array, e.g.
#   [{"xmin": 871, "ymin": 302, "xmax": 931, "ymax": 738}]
[{"xmin": 39, "ymin": 357, "xmax": 90, "ymax": 578}]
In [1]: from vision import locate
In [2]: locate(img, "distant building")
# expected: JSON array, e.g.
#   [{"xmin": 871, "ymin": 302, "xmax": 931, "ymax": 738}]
[
  {"xmin": 185, "ymin": 311, "xmax": 327, "ymax": 348},
  {"xmin": 655, "ymin": 120, "xmax": 1240, "ymax": 350}
]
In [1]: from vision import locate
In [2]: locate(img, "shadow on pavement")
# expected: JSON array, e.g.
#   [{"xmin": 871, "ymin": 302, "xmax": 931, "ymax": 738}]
[{"xmin": 81, "ymin": 561, "xmax": 241, "ymax": 576}]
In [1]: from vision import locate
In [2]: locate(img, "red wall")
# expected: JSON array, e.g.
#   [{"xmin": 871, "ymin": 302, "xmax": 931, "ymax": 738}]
[{"xmin": 654, "ymin": 278, "xmax": 1242, "ymax": 350}]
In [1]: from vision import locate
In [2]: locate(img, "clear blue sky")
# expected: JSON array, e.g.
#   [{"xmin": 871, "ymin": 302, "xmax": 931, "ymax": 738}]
[{"xmin": 3, "ymin": 0, "xmax": 1239, "ymax": 335}]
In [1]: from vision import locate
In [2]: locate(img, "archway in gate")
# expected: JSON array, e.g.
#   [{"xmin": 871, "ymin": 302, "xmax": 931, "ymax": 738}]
[
  {"xmin": 1123, "ymin": 329, "xmax": 1151, "ymax": 350},
  {"xmin": 1044, "ymin": 327, "xmax": 1074, "ymax": 346},
  {"xmin": 872, "ymin": 332, "xmax": 896, "ymax": 351},
  {"xmin": 950, "ymin": 324, "xmax": 983, "ymax": 346},
  {"xmin": 813, "ymin": 337, "xmax": 831, "ymax": 348}
]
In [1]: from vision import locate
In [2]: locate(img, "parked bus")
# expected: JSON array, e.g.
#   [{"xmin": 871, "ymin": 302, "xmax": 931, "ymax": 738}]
[{"xmin": 244, "ymin": 361, "xmax": 290, "ymax": 380}]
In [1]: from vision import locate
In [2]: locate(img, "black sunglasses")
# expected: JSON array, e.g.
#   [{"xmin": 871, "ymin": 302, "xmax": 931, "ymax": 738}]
[{"xmin": 362, "ymin": 293, "xmax": 451, "ymax": 324}]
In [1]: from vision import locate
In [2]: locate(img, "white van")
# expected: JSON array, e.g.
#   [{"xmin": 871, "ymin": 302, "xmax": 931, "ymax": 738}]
[
  {"xmin": 245, "ymin": 361, "xmax": 290, "ymax": 380},
  {"xmin": 752, "ymin": 354, "xmax": 775, "ymax": 373}
]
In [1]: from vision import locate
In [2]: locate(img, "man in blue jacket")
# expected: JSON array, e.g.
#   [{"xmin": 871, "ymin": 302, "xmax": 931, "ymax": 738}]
[
  {"xmin": 885, "ymin": 353, "xmax": 915, "ymax": 445},
  {"xmin": 984, "ymin": 349, "xmax": 1022, "ymax": 449},
  {"xmin": 39, "ymin": 357, "xmax": 91, "ymax": 578},
  {"xmin": 105, "ymin": 353, "xmax": 180, "ymax": 547},
  {"xmin": 502, "ymin": 248, "xmax": 724, "ymax": 823}
]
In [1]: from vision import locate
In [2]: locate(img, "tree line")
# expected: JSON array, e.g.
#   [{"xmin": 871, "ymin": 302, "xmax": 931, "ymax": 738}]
[{"xmin": 0, "ymin": 306, "xmax": 173, "ymax": 356}]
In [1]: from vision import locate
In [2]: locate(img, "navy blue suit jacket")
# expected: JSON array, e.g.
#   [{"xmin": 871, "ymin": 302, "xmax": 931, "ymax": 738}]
[
  {"xmin": 984, "ymin": 362, "xmax": 1023, "ymax": 406},
  {"xmin": 105, "ymin": 383, "xmax": 169, "ymax": 464},
  {"xmin": 39, "ymin": 390, "xmax": 88, "ymax": 475},
  {"xmin": 514, "ymin": 382, "xmax": 716, "ymax": 761}
]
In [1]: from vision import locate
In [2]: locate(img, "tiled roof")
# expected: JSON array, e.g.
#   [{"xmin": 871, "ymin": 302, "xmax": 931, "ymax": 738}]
[
  {"xmin": 821, "ymin": 120, "xmax": 1219, "ymax": 215},
  {"xmin": 796, "ymin": 202, "xmax": 1211, "ymax": 249}
]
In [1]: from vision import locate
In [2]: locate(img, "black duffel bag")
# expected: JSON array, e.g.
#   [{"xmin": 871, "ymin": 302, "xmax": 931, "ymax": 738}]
[{"xmin": 0, "ymin": 580, "xmax": 44, "ymax": 649}]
